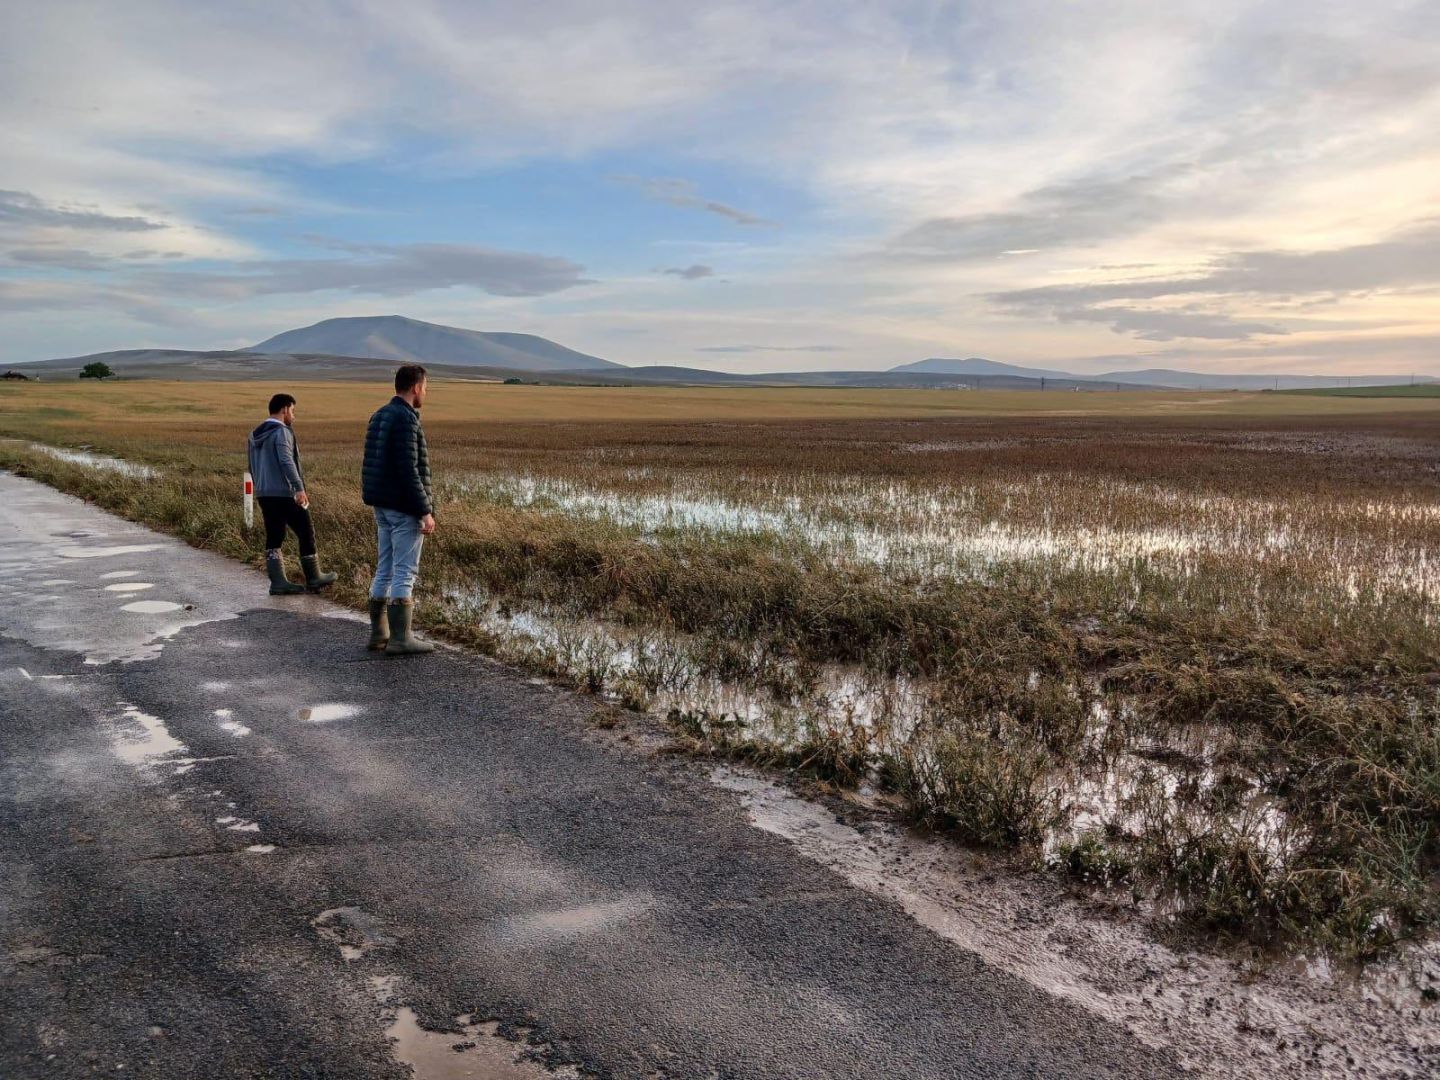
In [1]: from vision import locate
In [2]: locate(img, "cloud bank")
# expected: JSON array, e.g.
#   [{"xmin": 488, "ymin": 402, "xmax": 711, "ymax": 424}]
[{"xmin": 1, "ymin": 1, "xmax": 1438, "ymax": 370}]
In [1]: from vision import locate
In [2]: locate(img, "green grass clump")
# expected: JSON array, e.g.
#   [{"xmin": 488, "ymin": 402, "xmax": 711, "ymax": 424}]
[{"xmin": 886, "ymin": 720, "xmax": 1063, "ymax": 847}]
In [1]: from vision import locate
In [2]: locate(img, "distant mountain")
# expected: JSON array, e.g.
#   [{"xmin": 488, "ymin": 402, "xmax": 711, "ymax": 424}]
[
  {"xmin": 1093, "ymin": 368, "xmax": 1437, "ymax": 391},
  {"xmin": 892, "ymin": 356, "xmax": 1437, "ymax": 391},
  {"xmin": 251, "ymin": 315, "xmax": 620, "ymax": 372},
  {"xmin": 891, "ymin": 357, "xmax": 1077, "ymax": 380}
]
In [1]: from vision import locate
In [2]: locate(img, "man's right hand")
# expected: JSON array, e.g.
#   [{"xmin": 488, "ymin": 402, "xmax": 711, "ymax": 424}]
[{"xmin": 420, "ymin": 513, "xmax": 436, "ymax": 535}]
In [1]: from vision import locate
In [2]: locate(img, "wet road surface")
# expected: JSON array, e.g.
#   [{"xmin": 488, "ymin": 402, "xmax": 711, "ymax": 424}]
[{"xmin": 0, "ymin": 472, "xmax": 1182, "ymax": 1078}]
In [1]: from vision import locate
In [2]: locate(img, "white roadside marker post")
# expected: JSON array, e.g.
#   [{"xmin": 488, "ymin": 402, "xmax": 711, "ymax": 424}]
[{"xmin": 243, "ymin": 471, "xmax": 254, "ymax": 529}]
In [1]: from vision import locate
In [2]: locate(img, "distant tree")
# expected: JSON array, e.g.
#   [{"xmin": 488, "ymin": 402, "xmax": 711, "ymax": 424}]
[
  {"xmin": 503, "ymin": 377, "xmax": 525, "ymax": 385},
  {"xmin": 79, "ymin": 361, "xmax": 115, "ymax": 380}
]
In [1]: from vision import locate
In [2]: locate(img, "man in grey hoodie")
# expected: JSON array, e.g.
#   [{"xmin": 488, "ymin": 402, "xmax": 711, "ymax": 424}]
[{"xmin": 247, "ymin": 393, "xmax": 337, "ymax": 595}]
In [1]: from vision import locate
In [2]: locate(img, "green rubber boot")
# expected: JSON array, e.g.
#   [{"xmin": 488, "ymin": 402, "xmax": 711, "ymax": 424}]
[
  {"xmin": 301, "ymin": 554, "xmax": 337, "ymax": 592},
  {"xmin": 367, "ymin": 598, "xmax": 390, "ymax": 652},
  {"xmin": 385, "ymin": 599, "xmax": 434, "ymax": 655},
  {"xmin": 266, "ymin": 553, "xmax": 304, "ymax": 596}
]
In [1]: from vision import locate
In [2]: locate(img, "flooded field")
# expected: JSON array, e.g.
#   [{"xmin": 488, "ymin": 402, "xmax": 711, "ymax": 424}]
[
  {"xmin": 443, "ymin": 466, "xmax": 1439, "ymax": 600},
  {"xmin": 0, "ymin": 384, "xmax": 1437, "ymax": 959}
]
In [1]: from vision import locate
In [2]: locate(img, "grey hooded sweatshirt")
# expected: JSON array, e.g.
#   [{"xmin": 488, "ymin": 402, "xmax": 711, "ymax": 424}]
[{"xmin": 247, "ymin": 419, "xmax": 304, "ymax": 497}]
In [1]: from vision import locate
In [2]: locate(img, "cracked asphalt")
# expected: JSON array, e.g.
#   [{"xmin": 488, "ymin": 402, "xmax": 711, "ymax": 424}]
[{"xmin": 0, "ymin": 472, "xmax": 1183, "ymax": 1078}]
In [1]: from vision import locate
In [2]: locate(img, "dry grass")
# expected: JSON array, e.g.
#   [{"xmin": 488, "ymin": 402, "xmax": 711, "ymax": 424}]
[
  {"xmin": 1, "ymin": 378, "xmax": 1438, "ymax": 957},
  {"xmin": 6, "ymin": 376, "xmax": 1440, "ymax": 426}
]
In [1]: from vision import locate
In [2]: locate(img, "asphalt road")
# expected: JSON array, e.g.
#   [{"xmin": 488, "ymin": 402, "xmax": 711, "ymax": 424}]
[{"xmin": 0, "ymin": 472, "xmax": 1182, "ymax": 1079}]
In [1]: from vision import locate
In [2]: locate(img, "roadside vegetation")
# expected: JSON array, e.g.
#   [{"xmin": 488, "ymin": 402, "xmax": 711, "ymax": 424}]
[{"xmin": 1, "ymin": 379, "xmax": 1437, "ymax": 959}]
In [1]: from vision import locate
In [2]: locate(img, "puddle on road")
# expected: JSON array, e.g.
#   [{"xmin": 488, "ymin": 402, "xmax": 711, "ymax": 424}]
[
  {"xmin": 215, "ymin": 812, "xmax": 261, "ymax": 833},
  {"xmin": 104, "ymin": 582, "xmax": 155, "ymax": 593},
  {"xmin": 57, "ymin": 543, "xmax": 164, "ymax": 559},
  {"xmin": 494, "ymin": 897, "xmax": 654, "ymax": 947},
  {"xmin": 245, "ymin": 844, "xmax": 276, "ymax": 854},
  {"xmin": 385, "ymin": 1010, "xmax": 580, "ymax": 1080},
  {"xmin": 99, "ymin": 570, "xmax": 140, "ymax": 579},
  {"xmin": 369, "ymin": 976, "xmax": 579, "ymax": 1080},
  {"xmin": 298, "ymin": 703, "xmax": 360, "ymax": 723},
  {"xmin": 120, "ymin": 600, "xmax": 185, "ymax": 614},
  {"xmin": 313, "ymin": 907, "xmax": 395, "ymax": 961},
  {"xmin": 103, "ymin": 703, "xmax": 186, "ymax": 767},
  {"xmin": 39, "ymin": 578, "xmax": 75, "ymax": 586},
  {"xmin": 215, "ymin": 710, "xmax": 251, "ymax": 737}
]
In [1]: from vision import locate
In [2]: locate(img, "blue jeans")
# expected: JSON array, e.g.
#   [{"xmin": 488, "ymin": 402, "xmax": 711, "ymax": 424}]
[{"xmin": 370, "ymin": 507, "xmax": 425, "ymax": 601}]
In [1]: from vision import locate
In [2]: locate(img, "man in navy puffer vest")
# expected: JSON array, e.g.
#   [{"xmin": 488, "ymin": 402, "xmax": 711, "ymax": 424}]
[{"xmin": 361, "ymin": 364, "xmax": 436, "ymax": 655}]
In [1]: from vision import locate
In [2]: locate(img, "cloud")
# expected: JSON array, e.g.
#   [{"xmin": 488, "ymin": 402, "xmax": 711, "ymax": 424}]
[
  {"xmin": 0, "ymin": 279, "xmax": 197, "ymax": 327},
  {"xmin": 698, "ymin": 343, "xmax": 844, "ymax": 353},
  {"xmin": 987, "ymin": 221, "xmax": 1440, "ymax": 341},
  {"xmin": 1046, "ymin": 332, "xmax": 1440, "ymax": 375},
  {"xmin": 131, "ymin": 242, "xmax": 592, "ymax": 300},
  {"xmin": 7, "ymin": 247, "xmax": 118, "ymax": 271},
  {"xmin": 1049, "ymin": 306, "xmax": 1287, "ymax": 342},
  {"xmin": 622, "ymin": 177, "xmax": 774, "ymax": 227},
  {"xmin": 3, "ymin": 3, "xmax": 1440, "ymax": 370},
  {"xmin": 662, "ymin": 264, "xmax": 714, "ymax": 280},
  {"xmin": 3, "ymin": 241, "xmax": 593, "ymax": 318},
  {"xmin": 883, "ymin": 168, "xmax": 1187, "ymax": 261},
  {"xmin": 0, "ymin": 190, "xmax": 165, "ymax": 233},
  {"xmin": 994, "ymin": 221, "xmax": 1440, "ymax": 307},
  {"xmin": 0, "ymin": 280, "xmax": 96, "ymax": 313}
]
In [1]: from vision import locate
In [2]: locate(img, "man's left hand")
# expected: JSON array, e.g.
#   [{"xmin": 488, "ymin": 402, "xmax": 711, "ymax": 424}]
[{"xmin": 294, "ymin": 490, "xmax": 310, "ymax": 509}]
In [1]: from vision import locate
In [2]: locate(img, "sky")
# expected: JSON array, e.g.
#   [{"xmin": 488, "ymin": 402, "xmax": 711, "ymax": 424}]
[{"xmin": 2, "ymin": 0, "xmax": 1438, "ymax": 375}]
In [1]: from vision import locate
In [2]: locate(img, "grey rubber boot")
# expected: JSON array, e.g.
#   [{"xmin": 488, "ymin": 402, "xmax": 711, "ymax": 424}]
[
  {"xmin": 300, "ymin": 554, "xmax": 337, "ymax": 592},
  {"xmin": 367, "ymin": 598, "xmax": 390, "ymax": 651},
  {"xmin": 266, "ymin": 553, "xmax": 304, "ymax": 596},
  {"xmin": 385, "ymin": 598, "xmax": 434, "ymax": 655}
]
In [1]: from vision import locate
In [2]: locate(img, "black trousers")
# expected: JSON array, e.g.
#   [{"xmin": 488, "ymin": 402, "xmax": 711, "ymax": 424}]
[{"xmin": 258, "ymin": 496, "xmax": 316, "ymax": 557}]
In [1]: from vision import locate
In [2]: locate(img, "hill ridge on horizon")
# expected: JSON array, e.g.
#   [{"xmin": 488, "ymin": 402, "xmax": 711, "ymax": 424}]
[
  {"xmin": 894, "ymin": 355, "xmax": 1437, "ymax": 390},
  {"xmin": 250, "ymin": 314, "xmax": 621, "ymax": 373}
]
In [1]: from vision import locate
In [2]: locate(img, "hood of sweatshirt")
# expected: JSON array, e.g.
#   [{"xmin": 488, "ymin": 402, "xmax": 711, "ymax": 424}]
[{"xmin": 248, "ymin": 419, "xmax": 288, "ymax": 450}]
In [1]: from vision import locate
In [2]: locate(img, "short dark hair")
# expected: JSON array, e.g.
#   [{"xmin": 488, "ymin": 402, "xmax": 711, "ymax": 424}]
[
  {"xmin": 268, "ymin": 393, "xmax": 296, "ymax": 414},
  {"xmin": 395, "ymin": 364, "xmax": 428, "ymax": 395}
]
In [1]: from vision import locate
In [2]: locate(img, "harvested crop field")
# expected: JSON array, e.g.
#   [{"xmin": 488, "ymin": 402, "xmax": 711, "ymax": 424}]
[{"xmin": 2, "ymin": 379, "xmax": 1438, "ymax": 960}]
